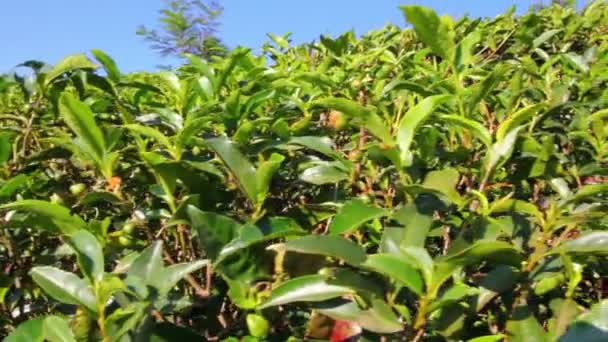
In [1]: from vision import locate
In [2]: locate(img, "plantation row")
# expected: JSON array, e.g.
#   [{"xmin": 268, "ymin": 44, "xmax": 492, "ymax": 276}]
[{"xmin": 1, "ymin": 2, "xmax": 607, "ymax": 341}]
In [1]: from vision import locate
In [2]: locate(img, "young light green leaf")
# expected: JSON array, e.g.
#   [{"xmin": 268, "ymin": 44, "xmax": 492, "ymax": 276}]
[
  {"xmin": 91, "ymin": 49, "xmax": 121, "ymax": 83},
  {"xmin": 495, "ymin": 104, "xmax": 545, "ymax": 142},
  {"xmin": 484, "ymin": 126, "xmax": 525, "ymax": 177},
  {"xmin": 329, "ymin": 199, "xmax": 390, "ymax": 235},
  {"xmin": 438, "ymin": 114, "xmax": 492, "ymax": 147},
  {"xmin": 397, "ymin": 95, "xmax": 452, "ymax": 165},
  {"xmin": 58, "ymin": 93, "xmax": 106, "ymax": 162},
  {"xmin": 401, "ymin": 5, "xmax": 455, "ymax": 60},
  {"xmin": 256, "ymin": 153, "xmax": 285, "ymax": 203},
  {"xmin": 123, "ymin": 124, "xmax": 174, "ymax": 153},
  {"xmin": 44, "ymin": 54, "xmax": 97, "ymax": 86}
]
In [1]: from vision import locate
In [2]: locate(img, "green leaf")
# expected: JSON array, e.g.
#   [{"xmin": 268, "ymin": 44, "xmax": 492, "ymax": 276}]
[
  {"xmin": 467, "ymin": 335, "xmax": 505, "ymax": 342},
  {"xmin": 4, "ymin": 317, "xmax": 45, "ymax": 342},
  {"xmin": 43, "ymin": 316, "xmax": 77, "ymax": 342},
  {"xmin": 467, "ymin": 65, "xmax": 508, "ymax": 115},
  {"xmin": 68, "ymin": 230, "xmax": 104, "ymax": 283},
  {"xmin": 58, "ymin": 93, "xmax": 106, "ymax": 163},
  {"xmin": 218, "ymin": 217, "xmax": 305, "ymax": 262},
  {"xmin": 300, "ymin": 164, "xmax": 349, "ymax": 185},
  {"xmin": 560, "ymin": 299, "xmax": 608, "ymax": 342},
  {"xmin": 124, "ymin": 241, "xmax": 162, "ymax": 281},
  {"xmin": 429, "ymin": 282, "xmax": 478, "ymax": 312},
  {"xmin": 312, "ymin": 98, "xmax": 393, "ymax": 146},
  {"xmin": 422, "ymin": 168, "xmax": 462, "ymax": 205},
  {"xmin": 484, "ymin": 126, "xmax": 525, "ymax": 177},
  {"xmin": 156, "ymin": 260, "xmax": 208, "ymax": 294},
  {"xmin": 91, "ymin": 49, "xmax": 121, "ymax": 83},
  {"xmin": 30, "ymin": 267, "xmax": 97, "ymax": 313},
  {"xmin": 285, "ymin": 136, "xmax": 344, "ymax": 161},
  {"xmin": 401, "ymin": 5, "xmax": 455, "ymax": 60},
  {"xmin": 533, "ymin": 29, "xmax": 562, "ymax": 48},
  {"xmin": 559, "ymin": 232, "xmax": 608, "ymax": 255},
  {"xmin": 258, "ymin": 274, "xmax": 354, "ymax": 309},
  {"xmin": 439, "ymin": 114, "xmax": 492, "ymax": 147},
  {"xmin": 391, "ymin": 204, "xmax": 434, "ymax": 248},
  {"xmin": 363, "ymin": 254, "xmax": 424, "ymax": 295},
  {"xmin": 397, "ymin": 95, "xmax": 452, "ymax": 165},
  {"xmin": 187, "ymin": 205, "xmax": 240, "ymax": 261},
  {"xmin": 454, "ymin": 30, "xmax": 481, "ymax": 73},
  {"xmin": 316, "ymin": 299, "xmax": 403, "ymax": 334},
  {"xmin": 476, "ymin": 265, "xmax": 519, "ymax": 311},
  {"xmin": 124, "ymin": 124, "xmax": 174, "ymax": 153},
  {"xmin": 207, "ymin": 136, "xmax": 258, "ymax": 204},
  {"xmin": 505, "ymin": 306, "xmax": 549, "ymax": 342},
  {"xmin": 274, "ymin": 235, "xmax": 367, "ymax": 266},
  {"xmin": 431, "ymin": 241, "xmax": 521, "ymax": 297},
  {"xmin": 560, "ymin": 184, "xmax": 608, "ymax": 207},
  {"xmin": 0, "ymin": 131, "xmax": 14, "ymax": 165},
  {"xmin": 495, "ymin": 104, "xmax": 545, "ymax": 142},
  {"xmin": 0, "ymin": 174, "xmax": 30, "ymax": 199},
  {"xmin": 1, "ymin": 200, "xmax": 86, "ymax": 234},
  {"xmin": 256, "ymin": 153, "xmax": 284, "ymax": 203},
  {"xmin": 329, "ymin": 199, "xmax": 390, "ymax": 235},
  {"xmin": 44, "ymin": 54, "xmax": 97, "ymax": 86}
]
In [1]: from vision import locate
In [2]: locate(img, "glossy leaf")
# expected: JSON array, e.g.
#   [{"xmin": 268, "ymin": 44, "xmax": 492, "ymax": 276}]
[
  {"xmin": 274, "ymin": 235, "xmax": 367, "ymax": 266},
  {"xmin": 30, "ymin": 267, "xmax": 97, "ymax": 313},
  {"xmin": 207, "ymin": 136, "xmax": 258, "ymax": 204},
  {"xmin": 363, "ymin": 254, "xmax": 424, "ymax": 295},
  {"xmin": 258, "ymin": 274, "xmax": 354, "ymax": 309},
  {"xmin": 329, "ymin": 199, "xmax": 390, "ymax": 235},
  {"xmin": 1, "ymin": 200, "xmax": 86, "ymax": 234},
  {"xmin": 69, "ymin": 230, "xmax": 104, "ymax": 283}
]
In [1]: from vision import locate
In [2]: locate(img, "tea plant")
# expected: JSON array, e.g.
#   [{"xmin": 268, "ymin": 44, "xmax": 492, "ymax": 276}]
[{"xmin": 1, "ymin": 2, "xmax": 607, "ymax": 341}]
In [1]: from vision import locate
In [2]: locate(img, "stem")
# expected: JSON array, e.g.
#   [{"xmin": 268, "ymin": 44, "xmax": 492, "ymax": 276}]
[{"xmin": 413, "ymin": 296, "xmax": 430, "ymax": 330}]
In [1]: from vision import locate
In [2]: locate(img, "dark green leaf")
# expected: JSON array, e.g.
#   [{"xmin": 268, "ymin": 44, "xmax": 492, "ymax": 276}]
[
  {"xmin": 276, "ymin": 235, "xmax": 367, "ymax": 266},
  {"xmin": 207, "ymin": 136, "xmax": 258, "ymax": 204}
]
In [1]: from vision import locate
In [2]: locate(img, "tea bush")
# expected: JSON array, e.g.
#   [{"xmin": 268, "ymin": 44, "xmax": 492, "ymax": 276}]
[{"xmin": 1, "ymin": 2, "xmax": 607, "ymax": 341}]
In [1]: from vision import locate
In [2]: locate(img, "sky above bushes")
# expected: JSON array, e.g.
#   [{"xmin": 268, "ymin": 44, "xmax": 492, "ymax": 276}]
[{"xmin": 1, "ymin": 0, "xmax": 537, "ymax": 72}]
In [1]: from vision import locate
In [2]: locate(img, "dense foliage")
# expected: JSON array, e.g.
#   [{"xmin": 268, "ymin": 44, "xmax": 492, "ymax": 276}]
[{"xmin": 1, "ymin": 2, "xmax": 608, "ymax": 341}]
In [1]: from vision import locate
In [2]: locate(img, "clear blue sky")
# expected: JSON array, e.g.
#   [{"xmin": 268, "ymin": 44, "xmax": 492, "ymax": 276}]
[{"xmin": 0, "ymin": 1, "xmax": 538, "ymax": 73}]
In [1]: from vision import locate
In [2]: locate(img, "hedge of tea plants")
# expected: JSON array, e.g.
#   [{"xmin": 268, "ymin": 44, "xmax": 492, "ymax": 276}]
[{"xmin": 1, "ymin": 2, "xmax": 607, "ymax": 341}]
